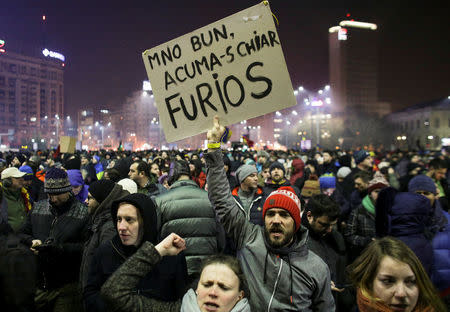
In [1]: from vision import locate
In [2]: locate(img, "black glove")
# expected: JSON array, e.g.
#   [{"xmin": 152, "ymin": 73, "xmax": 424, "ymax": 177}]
[{"xmin": 34, "ymin": 243, "xmax": 64, "ymax": 256}]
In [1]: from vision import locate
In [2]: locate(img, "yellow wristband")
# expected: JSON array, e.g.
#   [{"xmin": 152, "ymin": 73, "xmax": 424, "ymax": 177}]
[{"xmin": 207, "ymin": 142, "xmax": 221, "ymax": 149}]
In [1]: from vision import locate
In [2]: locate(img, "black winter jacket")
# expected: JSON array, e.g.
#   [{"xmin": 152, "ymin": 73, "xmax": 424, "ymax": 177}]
[
  {"xmin": 83, "ymin": 236, "xmax": 188, "ymax": 312},
  {"xmin": 83, "ymin": 193, "xmax": 188, "ymax": 312},
  {"xmin": 80, "ymin": 184, "xmax": 129, "ymax": 290},
  {"xmin": 262, "ymin": 179, "xmax": 301, "ymax": 205},
  {"xmin": 19, "ymin": 195, "xmax": 89, "ymax": 289},
  {"xmin": 302, "ymin": 217, "xmax": 355, "ymax": 311}
]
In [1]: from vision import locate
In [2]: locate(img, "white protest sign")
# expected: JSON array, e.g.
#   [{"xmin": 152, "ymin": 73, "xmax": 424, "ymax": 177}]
[{"xmin": 142, "ymin": 1, "xmax": 296, "ymax": 142}]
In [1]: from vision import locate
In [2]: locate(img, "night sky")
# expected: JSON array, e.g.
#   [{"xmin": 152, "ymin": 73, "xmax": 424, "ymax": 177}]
[{"xmin": 1, "ymin": 0, "xmax": 449, "ymax": 119}]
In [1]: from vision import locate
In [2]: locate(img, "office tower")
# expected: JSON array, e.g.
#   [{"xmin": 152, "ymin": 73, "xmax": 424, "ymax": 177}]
[{"xmin": 329, "ymin": 20, "xmax": 379, "ymax": 115}]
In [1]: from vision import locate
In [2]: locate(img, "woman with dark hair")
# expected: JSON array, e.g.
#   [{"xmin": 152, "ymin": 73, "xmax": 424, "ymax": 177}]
[
  {"xmin": 83, "ymin": 194, "xmax": 188, "ymax": 312},
  {"xmin": 190, "ymin": 159, "xmax": 206, "ymax": 189},
  {"xmin": 348, "ymin": 237, "xmax": 445, "ymax": 312},
  {"xmin": 101, "ymin": 233, "xmax": 251, "ymax": 312},
  {"xmin": 103, "ymin": 168, "xmax": 121, "ymax": 183}
]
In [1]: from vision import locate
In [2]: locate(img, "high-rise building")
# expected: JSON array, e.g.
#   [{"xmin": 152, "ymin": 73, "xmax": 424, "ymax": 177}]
[
  {"xmin": 329, "ymin": 21, "xmax": 379, "ymax": 115},
  {"xmin": 0, "ymin": 39, "xmax": 65, "ymax": 147}
]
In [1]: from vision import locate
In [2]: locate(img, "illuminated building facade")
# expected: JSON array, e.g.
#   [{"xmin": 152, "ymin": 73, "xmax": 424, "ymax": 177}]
[
  {"xmin": 386, "ymin": 97, "xmax": 450, "ymax": 149},
  {"xmin": 329, "ymin": 21, "xmax": 380, "ymax": 115},
  {"xmin": 0, "ymin": 39, "xmax": 65, "ymax": 148}
]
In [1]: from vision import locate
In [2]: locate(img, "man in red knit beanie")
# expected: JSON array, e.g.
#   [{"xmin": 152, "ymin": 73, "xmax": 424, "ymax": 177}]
[
  {"xmin": 205, "ymin": 116, "xmax": 335, "ymax": 311},
  {"xmin": 262, "ymin": 186, "xmax": 301, "ymax": 247}
]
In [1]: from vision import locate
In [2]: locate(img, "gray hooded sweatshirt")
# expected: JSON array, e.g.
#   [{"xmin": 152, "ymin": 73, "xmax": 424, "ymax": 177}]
[{"xmin": 205, "ymin": 149, "xmax": 335, "ymax": 312}]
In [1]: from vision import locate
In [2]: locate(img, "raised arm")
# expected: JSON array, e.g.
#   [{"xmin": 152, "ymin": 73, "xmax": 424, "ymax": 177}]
[
  {"xmin": 101, "ymin": 234, "xmax": 185, "ymax": 312},
  {"xmin": 205, "ymin": 116, "xmax": 257, "ymax": 249}
]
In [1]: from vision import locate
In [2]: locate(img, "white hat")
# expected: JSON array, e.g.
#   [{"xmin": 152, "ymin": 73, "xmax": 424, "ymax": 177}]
[
  {"xmin": 117, "ymin": 178, "xmax": 138, "ymax": 194},
  {"xmin": 1, "ymin": 167, "xmax": 27, "ymax": 180},
  {"xmin": 337, "ymin": 166, "xmax": 352, "ymax": 179}
]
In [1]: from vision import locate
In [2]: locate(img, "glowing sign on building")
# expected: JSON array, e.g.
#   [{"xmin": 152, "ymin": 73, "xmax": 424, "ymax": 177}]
[
  {"xmin": 0, "ymin": 39, "xmax": 5, "ymax": 53},
  {"xmin": 338, "ymin": 28, "xmax": 348, "ymax": 40},
  {"xmin": 42, "ymin": 48, "xmax": 65, "ymax": 62},
  {"xmin": 339, "ymin": 20, "xmax": 377, "ymax": 30}
]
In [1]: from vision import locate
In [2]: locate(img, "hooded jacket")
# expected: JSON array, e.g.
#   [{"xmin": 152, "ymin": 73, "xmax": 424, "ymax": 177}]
[
  {"xmin": 101, "ymin": 241, "xmax": 251, "ymax": 312},
  {"xmin": 205, "ymin": 149, "xmax": 335, "ymax": 311},
  {"xmin": 83, "ymin": 193, "xmax": 188, "ymax": 312},
  {"xmin": 155, "ymin": 179, "xmax": 225, "ymax": 279},
  {"xmin": 80, "ymin": 183, "xmax": 129, "ymax": 290},
  {"xmin": 381, "ymin": 192, "xmax": 434, "ymax": 275},
  {"xmin": 431, "ymin": 210, "xmax": 450, "ymax": 294},
  {"xmin": 289, "ymin": 158, "xmax": 305, "ymax": 187},
  {"xmin": 67, "ymin": 169, "xmax": 89, "ymax": 203}
]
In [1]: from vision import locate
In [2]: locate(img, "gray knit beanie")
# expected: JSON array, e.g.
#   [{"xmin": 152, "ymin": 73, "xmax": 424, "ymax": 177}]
[{"xmin": 235, "ymin": 164, "xmax": 257, "ymax": 185}]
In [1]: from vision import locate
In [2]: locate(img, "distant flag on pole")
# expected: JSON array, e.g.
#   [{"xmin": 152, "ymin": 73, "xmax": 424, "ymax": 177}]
[{"xmin": 242, "ymin": 134, "xmax": 254, "ymax": 148}]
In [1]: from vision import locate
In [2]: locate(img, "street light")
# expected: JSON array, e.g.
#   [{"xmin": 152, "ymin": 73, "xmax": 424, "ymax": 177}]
[
  {"xmin": 100, "ymin": 126, "xmax": 104, "ymax": 148},
  {"xmin": 55, "ymin": 114, "xmax": 60, "ymax": 146}
]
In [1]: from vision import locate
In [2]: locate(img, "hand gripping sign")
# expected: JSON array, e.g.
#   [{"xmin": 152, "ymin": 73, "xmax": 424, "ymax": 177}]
[{"xmin": 142, "ymin": 1, "xmax": 296, "ymax": 143}]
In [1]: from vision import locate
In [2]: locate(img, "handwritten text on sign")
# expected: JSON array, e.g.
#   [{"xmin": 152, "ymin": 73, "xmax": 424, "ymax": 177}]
[{"xmin": 142, "ymin": 2, "xmax": 296, "ymax": 142}]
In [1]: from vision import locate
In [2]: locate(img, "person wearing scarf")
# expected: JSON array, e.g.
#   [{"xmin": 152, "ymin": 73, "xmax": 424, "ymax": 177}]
[
  {"xmin": 348, "ymin": 237, "xmax": 445, "ymax": 312},
  {"xmin": 101, "ymin": 233, "xmax": 251, "ymax": 312},
  {"xmin": 345, "ymin": 172, "xmax": 389, "ymax": 262}
]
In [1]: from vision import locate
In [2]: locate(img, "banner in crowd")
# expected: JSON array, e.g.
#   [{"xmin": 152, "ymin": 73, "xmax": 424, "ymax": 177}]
[
  {"xmin": 142, "ymin": 1, "xmax": 296, "ymax": 142},
  {"xmin": 59, "ymin": 136, "xmax": 77, "ymax": 154}
]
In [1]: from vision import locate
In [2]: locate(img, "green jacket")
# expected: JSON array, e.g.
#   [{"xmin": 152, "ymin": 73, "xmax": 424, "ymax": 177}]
[
  {"xmin": 155, "ymin": 179, "xmax": 225, "ymax": 277},
  {"xmin": 0, "ymin": 185, "xmax": 30, "ymax": 232}
]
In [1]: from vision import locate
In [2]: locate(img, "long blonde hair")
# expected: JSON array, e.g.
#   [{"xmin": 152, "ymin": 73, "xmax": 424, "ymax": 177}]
[{"xmin": 347, "ymin": 237, "xmax": 445, "ymax": 312}]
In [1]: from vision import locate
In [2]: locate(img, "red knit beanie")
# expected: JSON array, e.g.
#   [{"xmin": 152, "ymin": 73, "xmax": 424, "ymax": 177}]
[{"xmin": 263, "ymin": 186, "xmax": 302, "ymax": 232}]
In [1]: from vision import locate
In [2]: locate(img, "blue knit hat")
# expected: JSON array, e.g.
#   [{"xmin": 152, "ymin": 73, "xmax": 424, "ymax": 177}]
[
  {"xmin": 44, "ymin": 168, "xmax": 72, "ymax": 194},
  {"xmin": 319, "ymin": 175, "xmax": 336, "ymax": 189},
  {"xmin": 354, "ymin": 150, "xmax": 370, "ymax": 165},
  {"xmin": 408, "ymin": 174, "xmax": 437, "ymax": 194}
]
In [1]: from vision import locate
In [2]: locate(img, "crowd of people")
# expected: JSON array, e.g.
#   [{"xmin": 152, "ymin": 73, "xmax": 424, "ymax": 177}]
[{"xmin": 0, "ymin": 117, "xmax": 449, "ymax": 312}]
